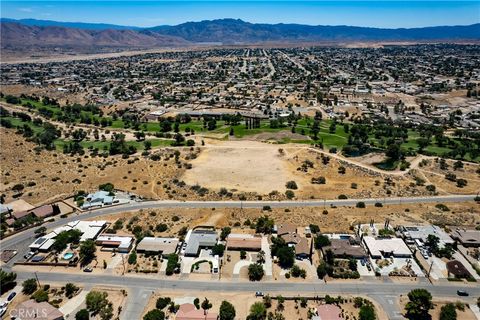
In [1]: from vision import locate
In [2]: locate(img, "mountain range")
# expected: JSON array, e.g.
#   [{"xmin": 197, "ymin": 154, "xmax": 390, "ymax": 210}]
[{"xmin": 1, "ymin": 18, "xmax": 479, "ymax": 52}]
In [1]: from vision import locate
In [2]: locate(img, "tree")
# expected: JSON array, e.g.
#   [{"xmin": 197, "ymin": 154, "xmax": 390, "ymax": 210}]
[
  {"xmin": 220, "ymin": 227, "xmax": 231, "ymax": 241},
  {"xmin": 0, "ymin": 269, "xmax": 17, "ymax": 294},
  {"xmin": 248, "ymin": 263, "xmax": 264, "ymax": 281},
  {"xmin": 247, "ymin": 302, "xmax": 267, "ymax": 320},
  {"xmin": 255, "ymin": 216, "xmax": 274, "ymax": 234},
  {"xmin": 386, "ymin": 143, "xmax": 402, "ymax": 162},
  {"xmin": 79, "ymin": 240, "xmax": 96, "ymax": 264},
  {"xmin": 128, "ymin": 251, "xmax": 137, "ymax": 265},
  {"xmin": 359, "ymin": 304, "xmax": 376, "ymax": 320},
  {"xmin": 240, "ymin": 250, "xmax": 247, "ymax": 259},
  {"xmin": 276, "ymin": 246, "xmax": 295, "ymax": 268},
  {"xmin": 201, "ymin": 297, "xmax": 212, "ymax": 312},
  {"xmin": 86, "ymin": 291, "xmax": 109, "ymax": 314},
  {"xmin": 143, "ymin": 309, "xmax": 165, "ymax": 320},
  {"xmin": 315, "ymin": 234, "xmax": 331, "ymax": 248},
  {"xmin": 65, "ymin": 283, "xmax": 79, "ymax": 298},
  {"xmin": 156, "ymin": 297, "xmax": 171, "ymax": 310},
  {"xmin": 405, "ymin": 289, "xmax": 432, "ymax": 320},
  {"xmin": 317, "ymin": 261, "xmax": 328, "ymax": 279},
  {"xmin": 22, "ymin": 278, "xmax": 38, "ymax": 295},
  {"xmin": 439, "ymin": 303, "xmax": 457, "ymax": 320},
  {"xmin": 219, "ymin": 300, "xmax": 236, "ymax": 320},
  {"xmin": 212, "ymin": 244, "xmax": 225, "ymax": 257},
  {"xmin": 75, "ymin": 309, "xmax": 89, "ymax": 320}
]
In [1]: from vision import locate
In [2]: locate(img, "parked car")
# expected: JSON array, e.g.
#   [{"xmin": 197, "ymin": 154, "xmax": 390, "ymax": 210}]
[
  {"xmin": 255, "ymin": 291, "xmax": 264, "ymax": 297},
  {"xmin": 7, "ymin": 292, "xmax": 16, "ymax": 301},
  {"xmin": 457, "ymin": 290, "xmax": 469, "ymax": 296},
  {"xmin": 0, "ymin": 301, "xmax": 8, "ymax": 309},
  {"xmin": 0, "ymin": 307, "xmax": 7, "ymax": 317},
  {"xmin": 83, "ymin": 267, "xmax": 93, "ymax": 273},
  {"xmin": 24, "ymin": 251, "xmax": 35, "ymax": 260}
]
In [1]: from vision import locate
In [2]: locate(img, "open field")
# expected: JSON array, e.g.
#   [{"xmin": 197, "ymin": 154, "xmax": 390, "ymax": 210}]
[
  {"xmin": 2, "ymin": 126, "xmax": 479, "ymax": 206},
  {"xmin": 94, "ymin": 201, "xmax": 480, "ymax": 235}
]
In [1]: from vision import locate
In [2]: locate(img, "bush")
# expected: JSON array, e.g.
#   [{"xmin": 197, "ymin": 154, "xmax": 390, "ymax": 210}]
[
  {"xmin": 32, "ymin": 289, "xmax": 49, "ymax": 303},
  {"xmin": 356, "ymin": 201, "xmax": 366, "ymax": 208},
  {"xmin": 311, "ymin": 176, "xmax": 326, "ymax": 184},
  {"xmin": 439, "ymin": 303, "xmax": 457, "ymax": 320},
  {"xmin": 285, "ymin": 181, "xmax": 298, "ymax": 189},
  {"xmin": 338, "ymin": 194, "xmax": 348, "ymax": 199},
  {"xmin": 374, "ymin": 202, "xmax": 383, "ymax": 207},
  {"xmin": 128, "ymin": 251, "xmax": 137, "ymax": 265},
  {"xmin": 285, "ymin": 190, "xmax": 295, "ymax": 199},
  {"xmin": 165, "ymin": 254, "xmax": 179, "ymax": 276},
  {"xmin": 155, "ymin": 223, "xmax": 168, "ymax": 232}
]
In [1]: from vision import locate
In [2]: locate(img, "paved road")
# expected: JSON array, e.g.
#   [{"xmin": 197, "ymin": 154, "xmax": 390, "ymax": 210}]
[{"xmin": 13, "ymin": 271, "xmax": 480, "ymax": 320}]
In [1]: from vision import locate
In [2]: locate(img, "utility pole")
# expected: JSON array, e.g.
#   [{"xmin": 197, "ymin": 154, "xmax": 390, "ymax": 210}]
[
  {"xmin": 34, "ymin": 272, "xmax": 41, "ymax": 288},
  {"xmin": 427, "ymin": 260, "xmax": 434, "ymax": 278}
]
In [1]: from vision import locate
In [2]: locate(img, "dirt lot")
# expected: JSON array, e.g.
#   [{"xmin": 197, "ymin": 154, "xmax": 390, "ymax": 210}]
[
  {"xmin": 95, "ymin": 201, "xmax": 479, "ymax": 237},
  {"xmin": 182, "ymin": 141, "xmax": 300, "ymax": 194},
  {"xmin": 399, "ymin": 296, "xmax": 477, "ymax": 320}
]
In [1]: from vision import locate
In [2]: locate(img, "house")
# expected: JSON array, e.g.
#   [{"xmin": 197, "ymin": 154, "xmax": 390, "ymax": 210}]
[
  {"xmin": 136, "ymin": 237, "xmax": 179, "ymax": 257},
  {"xmin": 81, "ymin": 191, "xmax": 114, "ymax": 209},
  {"xmin": 450, "ymin": 227, "xmax": 480, "ymax": 247},
  {"xmin": 276, "ymin": 223, "xmax": 296, "ymax": 236},
  {"xmin": 226, "ymin": 234, "xmax": 262, "ymax": 251},
  {"xmin": 446, "ymin": 260, "xmax": 472, "ymax": 279},
  {"xmin": 401, "ymin": 225, "xmax": 454, "ymax": 248},
  {"xmin": 280, "ymin": 232, "xmax": 310, "ymax": 259},
  {"xmin": 175, "ymin": 303, "xmax": 217, "ymax": 320},
  {"xmin": 184, "ymin": 230, "xmax": 217, "ymax": 257},
  {"xmin": 29, "ymin": 220, "xmax": 107, "ymax": 252},
  {"xmin": 12, "ymin": 210, "xmax": 31, "ymax": 220},
  {"xmin": 323, "ymin": 239, "xmax": 366, "ymax": 259},
  {"xmin": 96, "ymin": 234, "xmax": 134, "ymax": 253},
  {"xmin": 29, "ymin": 204, "xmax": 56, "ymax": 219},
  {"xmin": 362, "ymin": 236, "xmax": 412, "ymax": 259},
  {"xmin": 15, "ymin": 299, "xmax": 64, "ymax": 320}
]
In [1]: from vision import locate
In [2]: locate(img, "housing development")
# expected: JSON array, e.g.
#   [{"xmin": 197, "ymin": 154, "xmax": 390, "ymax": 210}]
[{"xmin": 0, "ymin": 8, "xmax": 480, "ymax": 320}]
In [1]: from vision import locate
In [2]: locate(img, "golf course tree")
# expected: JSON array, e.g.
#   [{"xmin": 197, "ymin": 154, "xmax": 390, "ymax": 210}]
[{"xmin": 404, "ymin": 289, "xmax": 433, "ymax": 320}]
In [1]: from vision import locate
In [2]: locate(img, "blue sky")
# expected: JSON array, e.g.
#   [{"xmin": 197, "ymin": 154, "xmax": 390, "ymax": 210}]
[{"xmin": 1, "ymin": 1, "xmax": 479, "ymax": 28}]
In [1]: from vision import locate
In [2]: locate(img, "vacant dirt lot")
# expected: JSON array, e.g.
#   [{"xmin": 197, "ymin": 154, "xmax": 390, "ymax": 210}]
[{"xmin": 182, "ymin": 141, "xmax": 299, "ymax": 194}]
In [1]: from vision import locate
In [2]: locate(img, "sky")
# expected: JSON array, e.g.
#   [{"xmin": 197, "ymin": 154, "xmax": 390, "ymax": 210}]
[{"xmin": 1, "ymin": 1, "xmax": 479, "ymax": 28}]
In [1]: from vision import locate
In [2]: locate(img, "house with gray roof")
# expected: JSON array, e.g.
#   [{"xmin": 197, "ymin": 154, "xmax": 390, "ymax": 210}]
[{"xmin": 184, "ymin": 230, "xmax": 217, "ymax": 257}]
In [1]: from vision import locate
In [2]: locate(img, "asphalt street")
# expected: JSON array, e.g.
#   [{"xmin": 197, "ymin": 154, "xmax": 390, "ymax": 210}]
[{"xmin": 12, "ymin": 271, "xmax": 480, "ymax": 320}]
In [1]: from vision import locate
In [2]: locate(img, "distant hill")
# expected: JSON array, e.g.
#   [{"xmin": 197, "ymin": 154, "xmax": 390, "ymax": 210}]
[
  {"xmin": 0, "ymin": 22, "xmax": 189, "ymax": 49},
  {"xmin": 0, "ymin": 18, "xmax": 141, "ymax": 30},
  {"xmin": 149, "ymin": 18, "xmax": 480, "ymax": 43},
  {"xmin": 1, "ymin": 18, "xmax": 479, "ymax": 55}
]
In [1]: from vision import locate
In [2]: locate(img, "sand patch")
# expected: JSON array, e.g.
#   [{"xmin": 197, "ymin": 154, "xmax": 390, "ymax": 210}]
[{"xmin": 182, "ymin": 141, "xmax": 298, "ymax": 193}]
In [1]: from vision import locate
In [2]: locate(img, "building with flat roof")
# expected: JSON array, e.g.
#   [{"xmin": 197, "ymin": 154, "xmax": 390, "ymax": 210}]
[
  {"xmin": 29, "ymin": 220, "xmax": 107, "ymax": 252},
  {"xmin": 226, "ymin": 234, "xmax": 262, "ymax": 251},
  {"xmin": 96, "ymin": 234, "xmax": 134, "ymax": 253},
  {"xmin": 136, "ymin": 237, "xmax": 179, "ymax": 257},
  {"xmin": 450, "ymin": 227, "xmax": 480, "ymax": 247},
  {"xmin": 362, "ymin": 236, "xmax": 412, "ymax": 259},
  {"xmin": 401, "ymin": 225, "xmax": 454, "ymax": 247},
  {"xmin": 184, "ymin": 230, "xmax": 217, "ymax": 257}
]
